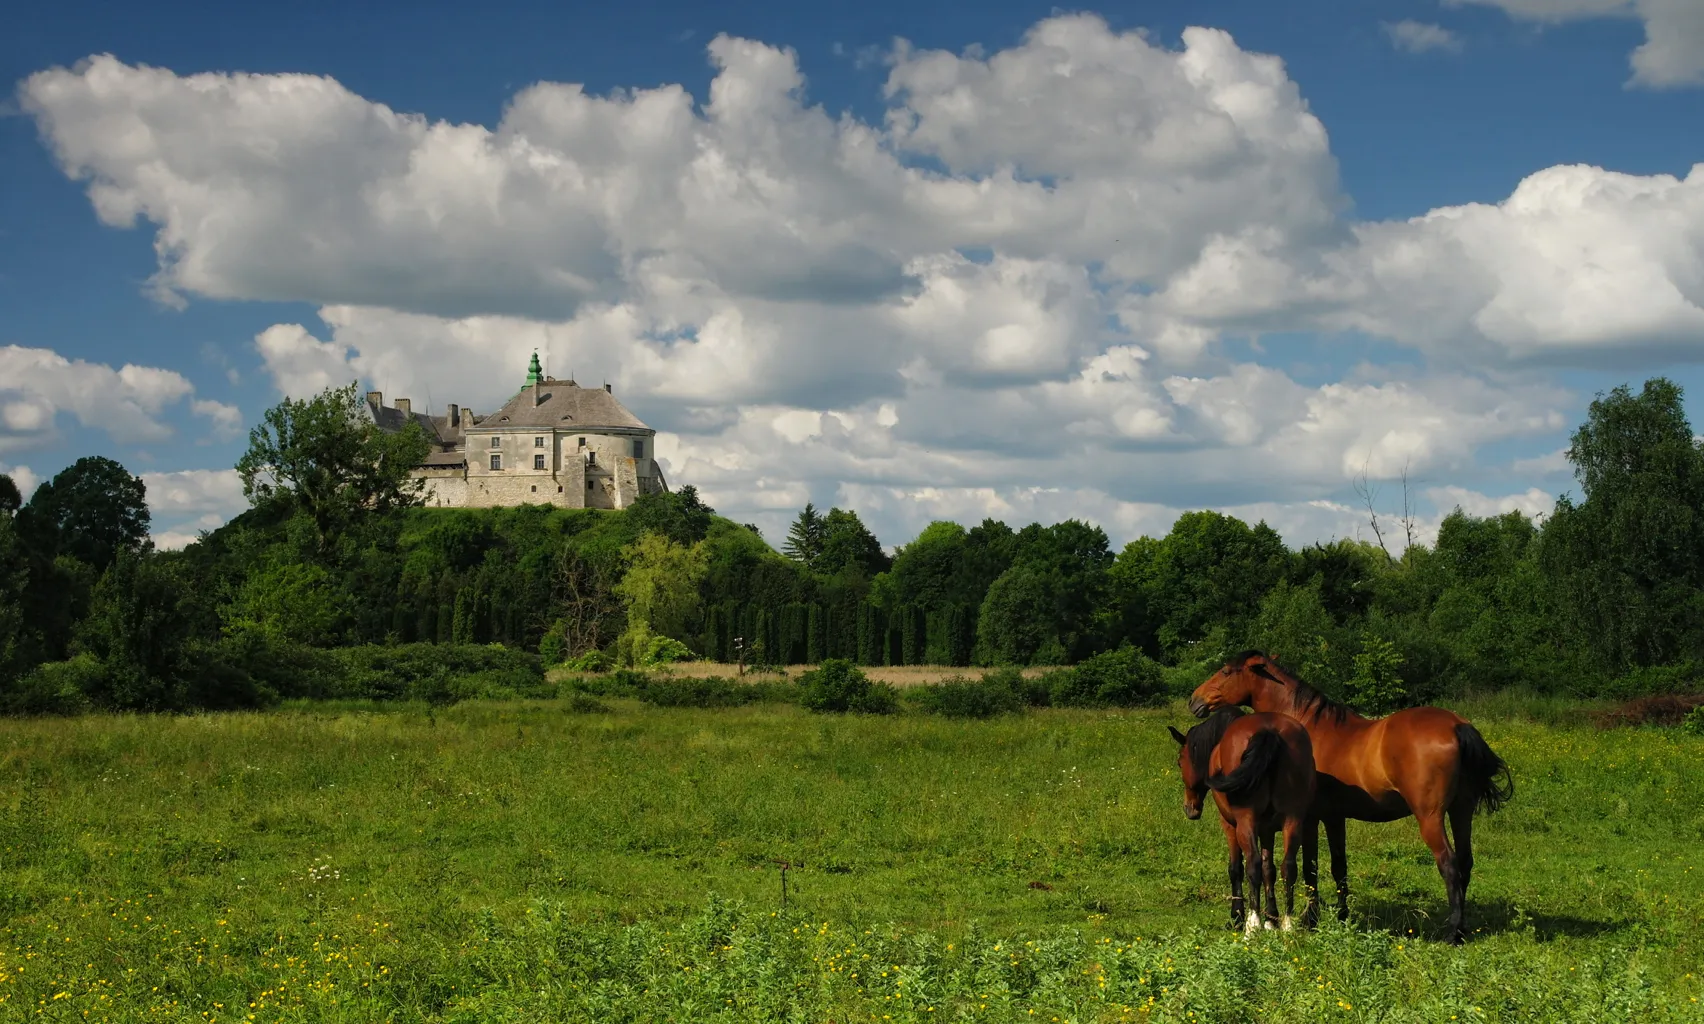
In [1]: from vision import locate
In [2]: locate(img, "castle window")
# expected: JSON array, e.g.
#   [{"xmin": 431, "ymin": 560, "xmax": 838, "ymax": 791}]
[
  {"xmin": 534, "ymin": 436, "xmax": 544, "ymax": 447},
  {"xmin": 489, "ymin": 454, "xmax": 502, "ymax": 471},
  {"xmin": 578, "ymin": 436, "xmax": 586, "ymax": 447},
  {"xmin": 489, "ymin": 436, "xmax": 501, "ymax": 448},
  {"xmin": 633, "ymin": 438, "xmax": 645, "ymax": 460},
  {"xmin": 533, "ymin": 454, "xmax": 545, "ymax": 470}
]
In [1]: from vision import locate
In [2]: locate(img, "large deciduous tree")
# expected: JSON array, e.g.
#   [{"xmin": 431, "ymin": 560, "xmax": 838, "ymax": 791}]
[
  {"xmin": 18, "ymin": 456, "xmax": 149, "ymax": 571},
  {"xmin": 1542, "ymin": 378, "xmax": 1704, "ymax": 673},
  {"xmin": 626, "ymin": 485, "xmax": 715, "ymax": 545},
  {"xmin": 236, "ymin": 382, "xmax": 429, "ymax": 554}
]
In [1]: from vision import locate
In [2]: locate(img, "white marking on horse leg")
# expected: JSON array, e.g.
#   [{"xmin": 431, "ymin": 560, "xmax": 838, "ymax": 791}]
[
  {"xmin": 1244, "ymin": 912, "xmax": 1261, "ymax": 938},
  {"xmin": 1281, "ymin": 916, "xmax": 1294, "ymax": 932}
]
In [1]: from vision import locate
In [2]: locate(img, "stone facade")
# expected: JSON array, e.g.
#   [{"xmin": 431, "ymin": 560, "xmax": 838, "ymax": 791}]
[{"xmin": 368, "ymin": 355, "xmax": 667, "ymax": 510}]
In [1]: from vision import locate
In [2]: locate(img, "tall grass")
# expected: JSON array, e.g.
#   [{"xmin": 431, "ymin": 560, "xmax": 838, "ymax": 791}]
[{"xmin": 0, "ymin": 700, "xmax": 1698, "ymax": 1021}]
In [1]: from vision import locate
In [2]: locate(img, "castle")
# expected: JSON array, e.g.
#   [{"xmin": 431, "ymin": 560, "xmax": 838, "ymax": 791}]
[{"xmin": 367, "ymin": 353, "xmax": 668, "ymax": 509}]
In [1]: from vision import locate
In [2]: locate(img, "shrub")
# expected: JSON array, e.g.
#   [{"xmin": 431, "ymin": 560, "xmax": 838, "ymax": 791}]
[
  {"xmin": 564, "ymin": 649, "xmax": 612, "ymax": 672},
  {"xmin": 565, "ymin": 693, "xmax": 612, "ymax": 714},
  {"xmin": 1682, "ymin": 705, "xmax": 1704, "ymax": 736},
  {"xmin": 537, "ymin": 620, "xmax": 568, "ymax": 665},
  {"xmin": 567, "ymin": 668, "xmax": 650, "ymax": 698},
  {"xmin": 1344, "ymin": 632, "xmax": 1408, "ymax": 716},
  {"xmin": 908, "ymin": 675, "xmax": 1026, "ymax": 718},
  {"xmin": 1, "ymin": 656, "xmax": 100, "ymax": 715},
  {"xmin": 798, "ymin": 659, "xmax": 897, "ymax": 714},
  {"xmin": 324, "ymin": 643, "xmax": 546, "ymax": 703},
  {"xmin": 644, "ymin": 635, "xmax": 694, "ymax": 666},
  {"xmin": 1597, "ymin": 662, "xmax": 1703, "ymax": 701},
  {"xmin": 1046, "ymin": 646, "xmax": 1167, "ymax": 707},
  {"xmin": 638, "ymin": 675, "xmax": 795, "ymax": 708}
]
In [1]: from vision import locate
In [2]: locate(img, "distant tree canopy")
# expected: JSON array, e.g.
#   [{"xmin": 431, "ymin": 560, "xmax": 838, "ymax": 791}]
[
  {"xmin": 0, "ymin": 474, "xmax": 21, "ymax": 516},
  {"xmin": 9, "ymin": 376, "xmax": 1704, "ymax": 713},
  {"xmin": 236, "ymin": 381, "xmax": 429, "ymax": 553},
  {"xmin": 18, "ymin": 457, "xmax": 149, "ymax": 571}
]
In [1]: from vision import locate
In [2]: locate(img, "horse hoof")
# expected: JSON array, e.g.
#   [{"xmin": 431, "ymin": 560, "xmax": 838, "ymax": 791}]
[{"xmin": 1281, "ymin": 917, "xmax": 1294, "ymax": 932}]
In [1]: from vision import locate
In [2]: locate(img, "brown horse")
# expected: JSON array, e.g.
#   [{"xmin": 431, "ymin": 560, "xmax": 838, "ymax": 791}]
[
  {"xmin": 1170, "ymin": 708, "xmax": 1317, "ymax": 934},
  {"xmin": 1189, "ymin": 651, "xmax": 1514, "ymax": 944}
]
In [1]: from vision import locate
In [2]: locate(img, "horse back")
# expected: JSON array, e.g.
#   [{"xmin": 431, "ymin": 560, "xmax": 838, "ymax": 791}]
[
  {"xmin": 1318, "ymin": 704, "xmax": 1475, "ymax": 816},
  {"xmin": 1210, "ymin": 712, "xmax": 1316, "ymax": 819}
]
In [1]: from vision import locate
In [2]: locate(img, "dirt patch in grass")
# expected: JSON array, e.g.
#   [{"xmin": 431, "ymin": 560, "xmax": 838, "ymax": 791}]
[{"xmin": 1594, "ymin": 692, "xmax": 1704, "ymax": 728}]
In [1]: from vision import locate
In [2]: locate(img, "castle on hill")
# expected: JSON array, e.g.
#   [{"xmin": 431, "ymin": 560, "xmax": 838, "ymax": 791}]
[{"xmin": 367, "ymin": 353, "xmax": 667, "ymax": 510}]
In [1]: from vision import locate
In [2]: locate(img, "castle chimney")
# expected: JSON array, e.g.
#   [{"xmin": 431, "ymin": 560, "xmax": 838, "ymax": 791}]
[
  {"xmin": 448, "ymin": 403, "xmax": 459, "ymax": 427},
  {"xmin": 395, "ymin": 398, "xmax": 411, "ymax": 415},
  {"xmin": 367, "ymin": 391, "xmax": 382, "ymax": 408}
]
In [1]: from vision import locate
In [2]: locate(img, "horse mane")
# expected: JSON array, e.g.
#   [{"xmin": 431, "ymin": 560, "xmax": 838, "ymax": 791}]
[
  {"xmin": 1223, "ymin": 650, "xmax": 1353, "ymax": 724},
  {"xmin": 1184, "ymin": 707, "xmax": 1247, "ymax": 778}
]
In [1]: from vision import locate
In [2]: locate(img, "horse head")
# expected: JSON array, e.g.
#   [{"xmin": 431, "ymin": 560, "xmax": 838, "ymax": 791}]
[
  {"xmin": 1170, "ymin": 708, "xmax": 1248, "ymax": 820},
  {"xmin": 1188, "ymin": 651, "xmax": 1283, "ymax": 718}
]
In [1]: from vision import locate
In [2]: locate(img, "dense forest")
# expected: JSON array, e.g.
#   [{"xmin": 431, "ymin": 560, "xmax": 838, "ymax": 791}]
[{"xmin": 3, "ymin": 377, "xmax": 1704, "ymax": 714}]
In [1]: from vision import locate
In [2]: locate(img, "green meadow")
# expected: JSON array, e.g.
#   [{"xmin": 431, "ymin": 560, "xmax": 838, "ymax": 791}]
[{"xmin": 0, "ymin": 697, "xmax": 1699, "ymax": 1022}]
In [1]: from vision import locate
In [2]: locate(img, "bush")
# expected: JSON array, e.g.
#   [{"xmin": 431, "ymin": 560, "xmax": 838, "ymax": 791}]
[
  {"xmin": 798, "ymin": 659, "xmax": 897, "ymax": 714},
  {"xmin": 1045, "ymin": 646, "xmax": 1168, "ymax": 707},
  {"xmin": 537, "ymin": 620, "xmax": 568, "ymax": 665},
  {"xmin": 564, "ymin": 649, "xmax": 612, "ymax": 672},
  {"xmin": 325, "ymin": 643, "xmax": 547, "ymax": 703},
  {"xmin": 1344, "ymin": 632, "xmax": 1408, "ymax": 716},
  {"xmin": 567, "ymin": 668, "xmax": 650, "ymax": 698},
  {"xmin": 1682, "ymin": 705, "xmax": 1704, "ymax": 736},
  {"xmin": 565, "ymin": 693, "xmax": 611, "ymax": 714},
  {"xmin": 644, "ymin": 635, "xmax": 694, "ymax": 666},
  {"xmin": 1, "ymin": 656, "xmax": 100, "ymax": 715},
  {"xmin": 1597, "ymin": 662, "xmax": 1703, "ymax": 701},
  {"xmin": 908, "ymin": 675, "xmax": 1026, "ymax": 718},
  {"xmin": 639, "ymin": 675, "xmax": 795, "ymax": 708}
]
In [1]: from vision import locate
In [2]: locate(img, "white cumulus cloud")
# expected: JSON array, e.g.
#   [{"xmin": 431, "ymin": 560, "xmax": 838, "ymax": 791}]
[
  {"xmin": 20, "ymin": 15, "xmax": 1653, "ymax": 547},
  {"xmin": 1447, "ymin": 0, "xmax": 1704, "ymax": 88},
  {"xmin": 1383, "ymin": 20, "xmax": 1465, "ymax": 53},
  {"xmin": 0, "ymin": 344, "xmax": 209, "ymax": 452}
]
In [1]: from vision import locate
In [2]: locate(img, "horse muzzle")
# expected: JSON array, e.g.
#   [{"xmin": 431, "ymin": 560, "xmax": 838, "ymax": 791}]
[{"xmin": 1187, "ymin": 696, "xmax": 1210, "ymax": 719}]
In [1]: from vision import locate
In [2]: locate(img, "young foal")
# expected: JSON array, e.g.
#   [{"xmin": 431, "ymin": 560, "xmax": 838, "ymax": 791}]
[{"xmin": 1172, "ymin": 709, "xmax": 1317, "ymax": 934}]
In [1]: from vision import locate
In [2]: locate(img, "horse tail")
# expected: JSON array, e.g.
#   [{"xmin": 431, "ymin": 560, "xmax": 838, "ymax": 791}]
[
  {"xmin": 1454, "ymin": 723, "xmax": 1514, "ymax": 815},
  {"xmin": 1207, "ymin": 727, "xmax": 1282, "ymax": 798}
]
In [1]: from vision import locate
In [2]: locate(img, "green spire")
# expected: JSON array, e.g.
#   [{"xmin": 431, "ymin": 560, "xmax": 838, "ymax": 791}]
[{"xmin": 525, "ymin": 351, "xmax": 543, "ymax": 388}]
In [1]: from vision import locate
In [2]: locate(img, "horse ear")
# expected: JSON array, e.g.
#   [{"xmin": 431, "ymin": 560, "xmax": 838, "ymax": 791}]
[
  {"xmin": 1250, "ymin": 662, "xmax": 1279, "ymax": 682},
  {"xmin": 1167, "ymin": 725, "xmax": 1187, "ymax": 746}
]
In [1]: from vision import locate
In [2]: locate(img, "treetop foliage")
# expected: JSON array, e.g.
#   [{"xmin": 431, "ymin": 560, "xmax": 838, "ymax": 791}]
[
  {"xmin": 8, "ymin": 376, "xmax": 1704, "ymax": 714},
  {"xmin": 236, "ymin": 381, "xmax": 429, "ymax": 553}
]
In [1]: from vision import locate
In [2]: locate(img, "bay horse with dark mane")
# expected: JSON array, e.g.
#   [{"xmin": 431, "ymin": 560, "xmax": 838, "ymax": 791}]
[
  {"xmin": 1190, "ymin": 651, "xmax": 1514, "ymax": 944},
  {"xmin": 1171, "ymin": 707, "xmax": 1317, "ymax": 934}
]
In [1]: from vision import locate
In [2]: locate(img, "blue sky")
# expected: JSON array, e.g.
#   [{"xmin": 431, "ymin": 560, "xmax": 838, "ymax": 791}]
[{"xmin": 4, "ymin": 0, "xmax": 1703, "ymax": 548}]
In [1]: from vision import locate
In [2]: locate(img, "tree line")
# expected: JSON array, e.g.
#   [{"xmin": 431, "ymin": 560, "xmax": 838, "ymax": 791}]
[{"xmin": 3, "ymin": 377, "xmax": 1703, "ymax": 713}]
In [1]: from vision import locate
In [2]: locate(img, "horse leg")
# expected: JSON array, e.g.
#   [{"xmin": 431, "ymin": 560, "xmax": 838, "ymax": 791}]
[
  {"xmin": 1324, "ymin": 817, "xmax": 1350, "ymax": 922},
  {"xmin": 1448, "ymin": 802, "xmax": 1476, "ymax": 941},
  {"xmin": 1280, "ymin": 816, "xmax": 1302, "ymax": 931},
  {"xmin": 1221, "ymin": 818, "xmax": 1246, "ymax": 931},
  {"xmin": 1417, "ymin": 810, "xmax": 1463, "ymax": 944},
  {"xmin": 1238, "ymin": 819, "xmax": 1264, "ymax": 938},
  {"xmin": 1261, "ymin": 831, "xmax": 1279, "ymax": 928},
  {"xmin": 1301, "ymin": 817, "xmax": 1320, "ymax": 929}
]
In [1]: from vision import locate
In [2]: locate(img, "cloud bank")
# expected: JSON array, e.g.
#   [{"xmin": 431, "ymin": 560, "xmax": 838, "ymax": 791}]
[{"xmin": 22, "ymin": 14, "xmax": 1691, "ymax": 545}]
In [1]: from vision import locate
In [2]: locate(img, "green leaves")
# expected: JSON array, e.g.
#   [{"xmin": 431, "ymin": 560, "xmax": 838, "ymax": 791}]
[
  {"xmin": 236, "ymin": 381, "xmax": 429, "ymax": 555},
  {"xmin": 17, "ymin": 455, "xmax": 149, "ymax": 571}
]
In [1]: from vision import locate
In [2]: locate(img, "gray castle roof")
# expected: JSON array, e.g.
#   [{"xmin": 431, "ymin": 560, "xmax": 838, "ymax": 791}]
[{"xmin": 473, "ymin": 379, "xmax": 650, "ymax": 432}]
